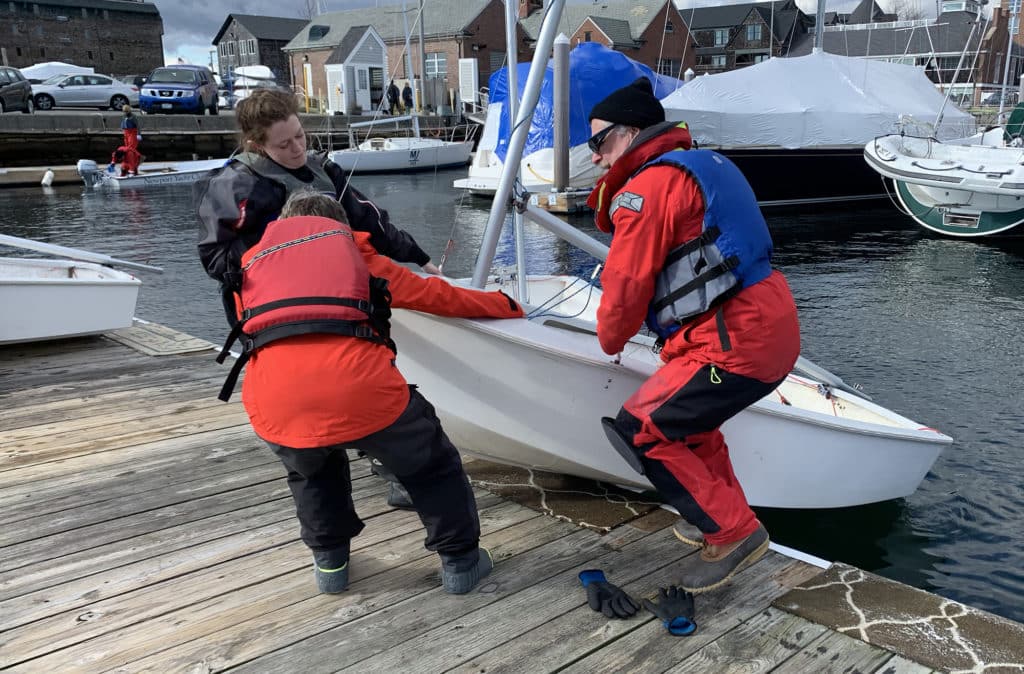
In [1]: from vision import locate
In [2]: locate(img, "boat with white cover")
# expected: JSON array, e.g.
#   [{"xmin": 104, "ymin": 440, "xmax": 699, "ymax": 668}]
[
  {"xmin": 393, "ymin": 0, "xmax": 952, "ymax": 510},
  {"xmin": 76, "ymin": 158, "xmax": 229, "ymax": 189},
  {"xmin": 0, "ymin": 234, "xmax": 160, "ymax": 344},
  {"xmin": 328, "ymin": 134, "xmax": 473, "ymax": 174},
  {"xmin": 864, "ymin": 129, "xmax": 1024, "ymax": 236}
]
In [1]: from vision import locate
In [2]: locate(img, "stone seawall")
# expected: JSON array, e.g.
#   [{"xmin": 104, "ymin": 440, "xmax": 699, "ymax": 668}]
[{"xmin": 0, "ymin": 113, "xmax": 476, "ymax": 168}]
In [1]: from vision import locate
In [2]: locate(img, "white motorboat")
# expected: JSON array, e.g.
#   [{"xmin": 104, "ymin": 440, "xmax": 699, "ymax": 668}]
[
  {"xmin": 392, "ymin": 0, "xmax": 952, "ymax": 510},
  {"xmin": 0, "ymin": 234, "xmax": 160, "ymax": 344},
  {"xmin": 393, "ymin": 275, "xmax": 951, "ymax": 509},
  {"xmin": 76, "ymin": 158, "xmax": 229, "ymax": 189},
  {"xmin": 864, "ymin": 129, "xmax": 1024, "ymax": 236},
  {"xmin": 329, "ymin": 134, "xmax": 473, "ymax": 174}
]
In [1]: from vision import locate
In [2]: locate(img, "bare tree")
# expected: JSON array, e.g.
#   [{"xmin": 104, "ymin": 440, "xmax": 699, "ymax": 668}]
[{"xmin": 892, "ymin": 0, "xmax": 927, "ymax": 21}]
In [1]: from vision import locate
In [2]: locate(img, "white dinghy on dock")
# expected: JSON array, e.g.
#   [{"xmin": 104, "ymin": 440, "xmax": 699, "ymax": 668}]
[
  {"xmin": 0, "ymin": 234, "xmax": 161, "ymax": 344},
  {"xmin": 392, "ymin": 0, "xmax": 952, "ymax": 510},
  {"xmin": 76, "ymin": 158, "xmax": 229, "ymax": 190}
]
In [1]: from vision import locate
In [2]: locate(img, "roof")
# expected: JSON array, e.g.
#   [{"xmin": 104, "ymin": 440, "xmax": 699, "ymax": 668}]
[
  {"xmin": 682, "ymin": 1, "xmax": 794, "ymax": 30},
  {"xmin": 325, "ymin": 26, "xmax": 375, "ymax": 65},
  {"xmin": 588, "ymin": 17, "xmax": 636, "ymax": 48},
  {"xmin": 26, "ymin": 0, "xmax": 159, "ymax": 15},
  {"xmin": 750, "ymin": 5, "xmax": 803, "ymax": 42},
  {"xmin": 213, "ymin": 14, "xmax": 308, "ymax": 45},
  {"xmin": 788, "ymin": 11, "xmax": 983, "ymax": 57},
  {"xmin": 520, "ymin": 0, "xmax": 671, "ymax": 42},
  {"xmin": 284, "ymin": 0, "xmax": 492, "ymax": 51}
]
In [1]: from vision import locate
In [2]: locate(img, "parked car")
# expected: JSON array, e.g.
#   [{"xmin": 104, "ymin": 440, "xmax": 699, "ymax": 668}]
[
  {"xmin": 32, "ymin": 73, "xmax": 138, "ymax": 111},
  {"xmin": 118, "ymin": 74, "xmax": 148, "ymax": 90},
  {"xmin": 140, "ymin": 65, "xmax": 218, "ymax": 115},
  {"xmin": 0, "ymin": 67, "xmax": 34, "ymax": 113}
]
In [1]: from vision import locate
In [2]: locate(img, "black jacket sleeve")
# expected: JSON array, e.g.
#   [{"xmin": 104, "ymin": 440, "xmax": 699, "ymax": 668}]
[
  {"xmin": 194, "ymin": 162, "xmax": 287, "ymax": 286},
  {"xmin": 322, "ymin": 157, "xmax": 432, "ymax": 266}
]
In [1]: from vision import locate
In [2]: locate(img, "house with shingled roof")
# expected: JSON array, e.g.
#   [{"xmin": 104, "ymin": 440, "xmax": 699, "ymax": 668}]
[
  {"xmin": 212, "ymin": 14, "xmax": 308, "ymax": 83},
  {"xmin": 518, "ymin": 0, "xmax": 697, "ymax": 78},
  {"xmin": 283, "ymin": 0, "xmax": 521, "ymax": 112},
  {"xmin": 681, "ymin": 0, "xmax": 811, "ymax": 74}
]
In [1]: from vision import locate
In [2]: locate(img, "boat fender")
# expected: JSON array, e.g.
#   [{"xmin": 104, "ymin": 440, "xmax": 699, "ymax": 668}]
[
  {"xmin": 601, "ymin": 417, "xmax": 645, "ymax": 475},
  {"xmin": 41, "ymin": 169, "xmax": 54, "ymax": 187}
]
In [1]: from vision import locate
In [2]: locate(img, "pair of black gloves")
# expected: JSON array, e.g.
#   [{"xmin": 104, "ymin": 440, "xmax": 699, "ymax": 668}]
[{"xmin": 578, "ymin": 569, "xmax": 697, "ymax": 636}]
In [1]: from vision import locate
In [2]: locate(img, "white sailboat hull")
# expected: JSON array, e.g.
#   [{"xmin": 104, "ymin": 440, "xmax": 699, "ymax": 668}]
[
  {"xmin": 0, "ymin": 258, "xmax": 140, "ymax": 344},
  {"xmin": 392, "ymin": 276, "xmax": 951, "ymax": 509},
  {"xmin": 76, "ymin": 158, "xmax": 229, "ymax": 189},
  {"xmin": 328, "ymin": 138, "xmax": 473, "ymax": 174}
]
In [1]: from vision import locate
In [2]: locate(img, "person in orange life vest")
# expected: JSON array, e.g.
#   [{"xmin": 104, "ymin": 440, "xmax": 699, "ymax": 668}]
[
  {"xmin": 109, "ymin": 145, "xmax": 141, "ymax": 177},
  {"xmin": 226, "ymin": 189, "xmax": 523, "ymax": 595},
  {"xmin": 195, "ymin": 89, "xmax": 441, "ymax": 509},
  {"xmin": 587, "ymin": 78, "xmax": 801, "ymax": 592},
  {"xmin": 121, "ymin": 105, "xmax": 140, "ymax": 151}
]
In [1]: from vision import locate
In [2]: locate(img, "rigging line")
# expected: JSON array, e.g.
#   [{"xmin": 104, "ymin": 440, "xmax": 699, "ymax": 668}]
[
  {"xmin": 340, "ymin": 0, "xmax": 428, "ymax": 199},
  {"xmin": 676, "ymin": 5, "xmax": 698, "ymax": 84},
  {"xmin": 656, "ymin": 0, "xmax": 671, "ymax": 77}
]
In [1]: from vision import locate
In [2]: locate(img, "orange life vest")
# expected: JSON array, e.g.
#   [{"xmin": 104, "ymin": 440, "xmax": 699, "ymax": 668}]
[{"xmin": 216, "ymin": 215, "xmax": 394, "ymax": 401}]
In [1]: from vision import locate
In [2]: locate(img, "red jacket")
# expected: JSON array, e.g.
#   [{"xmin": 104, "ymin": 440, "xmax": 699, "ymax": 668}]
[
  {"xmin": 241, "ymin": 221, "xmax": 523, "ymax": 447},
  {"xmin": 587, "ymin": 123, "xmax": 800, "ymax": 383}
]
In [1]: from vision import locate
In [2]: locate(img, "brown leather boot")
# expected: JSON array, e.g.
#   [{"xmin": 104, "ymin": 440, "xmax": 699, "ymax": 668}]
[{"xmin": 677, "ymin": 523, "xmax": 769, "ymax": 593}]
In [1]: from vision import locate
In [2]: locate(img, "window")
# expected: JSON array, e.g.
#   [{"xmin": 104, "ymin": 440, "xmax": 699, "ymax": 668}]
[
  {"xmin": 228, "ymin": 42, "xmax": 235, "ymax": 56},
  {"xmin": 15, "ymin": 47, "xmax": 21, "ymax": 56},
  {"xmin": 357, "ymin": 69, "xmax": 368, "ymax": 90},
  {"xmin": 714, "ymin": 29, "xmax": 728, "ymax": 46},
  {"xmin": 425, "ymin": 51, "xmax": 447, "ymax": 78},
  {"xmin": 746, "ymin": 24, "xmax": 761, "ymax": 42},
  {"xmin": 665, "ymin": 20, "xmax": 674, "ymax": 33},
  {"xmin": 109, "ymin": 51, "xmax": 114, "ymax": 60},
  {"xmin": 753, "ymin": 54, "xmax": 769, "ymax": 63},
  {"xmin": 89, "ymin": 76, "xmax": 111, "ymax": 85},
  {"xmin": 247, "ymin": 39, "xmax": 256, "ymax": 55},
  {"xmin": 220, "ymin": 43, "xmax": 227, "ymax": 56},
  {"xmin": 657, "ymin": 58, "xmax": 679, "ymax": 77},
  {"xmin": 87, "ymin": 50, "xmax": 93, "ymax": 60},
  {"xmin": 711, "ymin": 55, "xmax": 726, "ymax": 68},
  {"xmin": 39, "ymin": 46, "xmax": 44, "ymax": 57},
  {"xmin": 0, "ymin": 70, "xmax": 10, "ymax": 85},
  {"xmin": 584, "ymin": 31, "xmax": 592, "ymax": 41}
]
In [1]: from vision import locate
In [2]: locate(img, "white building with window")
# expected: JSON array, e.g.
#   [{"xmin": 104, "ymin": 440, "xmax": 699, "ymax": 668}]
[{"xmin": 323, "ymin": 26, "xmax": 388, "ymax": 115}]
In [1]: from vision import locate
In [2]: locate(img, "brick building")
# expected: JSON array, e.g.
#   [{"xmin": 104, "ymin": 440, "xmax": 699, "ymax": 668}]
[
  {"xmin": 212, "ymin": 14, "xmax": 307, "ymax": 83},
  {"xmin": 0, "ymin": 0, "xmax": 163, "ymax": 77},
  {"xmin": 283, "ymin": 0, "xmax": 522, "ymax": 110},
  {"xmin": 519, "ymin": 0, "xmax": 698, "ymax": 79}
]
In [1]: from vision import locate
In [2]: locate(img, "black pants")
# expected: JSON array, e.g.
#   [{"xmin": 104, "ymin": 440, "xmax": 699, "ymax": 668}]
[{"xmin": 268, "ymin": 386, "xmax": 480, "ymax": 558}]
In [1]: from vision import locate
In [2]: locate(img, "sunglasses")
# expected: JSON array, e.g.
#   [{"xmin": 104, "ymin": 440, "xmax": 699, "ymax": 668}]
[{"xmin": 587, "ymin": 124, "xmax": 620, "ymax": 153}]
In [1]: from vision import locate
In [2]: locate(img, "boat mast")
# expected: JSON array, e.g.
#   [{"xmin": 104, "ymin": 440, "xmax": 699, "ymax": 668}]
[
  {"xmin": 401, "ymin": 0, "xmax": 421, "ymax": 137},
  {"xmin": 813, "ymin": 0, "xmax": 826, "ymax": 53},
  {"xmin": 998, "ymin": 0, "xmax": 1019, "ymax": 119},
  {"xmin": 471, "ymin": 0, "xmax": 567, "ymax": 288},
  {"xmin": 504, "ymin": 0, "xmax": 529, "ymax": 301}
]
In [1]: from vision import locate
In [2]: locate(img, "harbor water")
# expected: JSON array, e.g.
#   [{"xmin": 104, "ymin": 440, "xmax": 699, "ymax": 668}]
[{"xmin": 2, "ymin": 169, "xmax": 1023, "ymax": 623}]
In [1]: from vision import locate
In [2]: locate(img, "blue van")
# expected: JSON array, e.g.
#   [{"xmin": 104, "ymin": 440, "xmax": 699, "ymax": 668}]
[{"xmin": 140, "ymin": 65, "xmax": 218, "ymax": 115}]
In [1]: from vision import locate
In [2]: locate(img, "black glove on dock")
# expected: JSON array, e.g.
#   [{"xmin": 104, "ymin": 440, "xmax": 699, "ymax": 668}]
[{"xmin": 578, "ymin": 569, "xmax": 640, "ymax": 619}]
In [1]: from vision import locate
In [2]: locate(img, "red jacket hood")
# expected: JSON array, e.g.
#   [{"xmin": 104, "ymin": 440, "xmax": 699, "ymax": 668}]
[{"xmin": 587, "ymin": 122, "xmax": 693, "ymax": 233}]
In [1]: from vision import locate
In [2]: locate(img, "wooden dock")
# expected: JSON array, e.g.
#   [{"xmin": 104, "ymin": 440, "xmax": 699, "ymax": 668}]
[{"xmin": 2, "ymin": 323, "xmax": 1023, "ymax": 672}]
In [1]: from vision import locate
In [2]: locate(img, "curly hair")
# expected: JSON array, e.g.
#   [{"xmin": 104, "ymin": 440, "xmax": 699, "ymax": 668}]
[{"xmin": 234, "ymin": 89, "xmax": 300, "ymax": 148}]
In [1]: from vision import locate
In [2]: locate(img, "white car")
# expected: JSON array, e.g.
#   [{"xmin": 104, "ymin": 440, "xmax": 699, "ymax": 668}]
[{"xmin": 33, "ymin": 73, "xmax": 139, "ymax": 111}]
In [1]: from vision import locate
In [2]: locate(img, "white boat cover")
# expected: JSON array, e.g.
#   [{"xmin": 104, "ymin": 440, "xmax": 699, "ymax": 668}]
[
  {"xmin": 660, "ymin": 51, "xmax": 977, "ymax": 148},
  {"xmin": 19, "ymin": 61, "xmax": 95, "ymax": 81}
]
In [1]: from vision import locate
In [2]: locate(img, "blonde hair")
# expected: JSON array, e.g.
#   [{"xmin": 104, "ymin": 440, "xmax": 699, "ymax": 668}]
[
  {"xmin": 235, "ymin": 89, "xmax": 300, "ymax": 148},
  {"xmin": 280, "ymin": 189, "xmax": 349, "ymax": 223}
]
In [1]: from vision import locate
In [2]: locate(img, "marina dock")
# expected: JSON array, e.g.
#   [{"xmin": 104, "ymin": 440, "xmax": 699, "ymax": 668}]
[{"xmin": 2, "ymin": 323, "xmax": 1023, "ymax": 672}]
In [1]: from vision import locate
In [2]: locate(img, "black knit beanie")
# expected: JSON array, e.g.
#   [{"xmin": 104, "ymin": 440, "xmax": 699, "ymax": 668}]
[{"xmin": 588, "ymin": 77, "xmax": 665, "ymax": 129}]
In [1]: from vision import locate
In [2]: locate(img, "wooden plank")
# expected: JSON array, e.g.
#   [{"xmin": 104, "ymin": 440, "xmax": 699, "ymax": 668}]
[
  {"xmin": 3, "ymin": 495, "xmax": 532, "ymax": 671},
  {"xmin": 0, "ymin": 480, "xmax": 289, "ymax": 572},
  {"xmin": 0, "ymin": 404, "xmax": 252, "ymax": 471},
  {"xmin": 0, "ymin": 367, "xmax": 228, "ymax": 430},
  {"xmin": 0, "ymin": 425, "xmax": 257, "ymax": 504},
  {"xmin": 226, "ymin": 522, "xmax": 652, "ymax": 674},
  {"xmin": 552, "ymin": 554, "xmax": 823, "ymax": 673},
  {"xmin": 667, "ymin": 607, "xmax": 827, "ymax": 673},
  {"xmin": 113, "ymin": 508, "xmax": 563, "ymax": 674},
  {"xmin": 771, "ymin": 630, "xmax": 898, "ymax": 674},
  {"xmin": 337, "ymin": 523, "xmax": 699, "ymax": 673},
  {"xmin": 0, "ymin": 490, "xmax": 480, "ymax": 667},
  {"xmin": 0, "ymin": 461, "xmax": 286, "ymax": 547},
  {"xmin": 0, "ymin": 468, "xmax": 373, "ymax": 602},
  {"xmin": 0, "ymin": 439, "xmax": 274, "ymax": 523}
]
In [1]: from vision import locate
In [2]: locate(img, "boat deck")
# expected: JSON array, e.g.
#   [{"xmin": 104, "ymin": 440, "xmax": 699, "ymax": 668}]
[{"xmin": 2, "ymin": 323, "xmax": 1023, "ymax": 673}]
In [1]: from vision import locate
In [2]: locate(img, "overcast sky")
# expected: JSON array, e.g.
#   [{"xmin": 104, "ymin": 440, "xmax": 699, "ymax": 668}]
[{"xmin": 154, "ymin": 0, "xmax": 923, "ymax": 67}]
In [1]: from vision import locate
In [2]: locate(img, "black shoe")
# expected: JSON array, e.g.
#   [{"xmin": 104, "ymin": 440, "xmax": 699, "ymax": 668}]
[
  {"xmin": 440, "ymin": 548, "xmax": 493, "ymax": 594},
  {"xmin": 312, "ymin": 546, "xmax": 350, "ymax": 594}
]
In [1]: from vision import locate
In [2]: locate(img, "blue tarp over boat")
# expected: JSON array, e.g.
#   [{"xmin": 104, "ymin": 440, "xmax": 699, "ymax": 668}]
[{"xmin": 487, "ymin": 43, "xmax": 684, "ymax": 163}]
